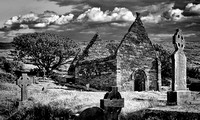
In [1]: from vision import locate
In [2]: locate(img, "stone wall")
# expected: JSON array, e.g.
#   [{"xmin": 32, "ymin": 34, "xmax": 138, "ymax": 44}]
[
  {"xmin": 75, "ymin": 58, "xmax": 117, "ymax": 90},
  {"xmin": 116, "ymin": 13, "xmax": 158, "ymax": 91},
  {"xmin": 74, "ymin": 13, "xmax": 161, "ymax": 91}
]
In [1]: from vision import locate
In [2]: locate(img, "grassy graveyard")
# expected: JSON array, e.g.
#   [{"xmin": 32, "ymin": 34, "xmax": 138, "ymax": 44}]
[
  {"xmin": 0, "ymin": 77, "xmax": 168, "ymax": 119},
  {"xmin": 1, "ymin": 12, "xmax": 200, "ymax": 120},
  {"xmin": 1, "ymin": 77, "xmax": 200, "ymax": 120}
]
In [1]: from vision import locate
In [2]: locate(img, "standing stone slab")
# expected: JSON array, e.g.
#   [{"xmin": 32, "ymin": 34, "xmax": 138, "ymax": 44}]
[
  {"xmin": 172, "ymin": 29, "xmax": 187, "ymax": 91},
  {"xmin": 32, "ymin": 76, "xmax": 37, "ymax": 84},
  {"xmin": 167, "ymin": 29, "xmax": 191, "ymax": 105},
  {"xmin": 43, "ymin": 68, "xmax": 46, "ymax": 80},
  {"xmin": 17, "ymin": 73, "xmax": 32, "ymax": 101},
  {"xmin": 156, "ymin": 51, "xmax": 162, "ymax": 91}
]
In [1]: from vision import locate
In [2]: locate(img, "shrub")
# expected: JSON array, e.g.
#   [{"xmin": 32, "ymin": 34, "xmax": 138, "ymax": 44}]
[
  {"xmin": 8, "ymin": 103, "xmax": 71, "ymax": 120},
  {"xmin": 187, "ymin": 67, "xmax": 200, "ymax": 80},
  {"xmin": 0, "ymin": 56, "xmax": 23, "ymax": 81},
  {"xmin": 0, "ymin": 57, "xmax": 23, "ymax": 74},
  {"xmin": 29, "ymin": 68, "xmax": 44, "ymax": 77},
  {"xmin": 49, "ymin": 72, "xmax": 66, "ymax": 83},
  {"xmin": 13, "ymin": 32, "xmax": 79, "ymax": 75},
  {"xmin": 0, "ymin": 72, "xmax": 16, "ymax": 83}
]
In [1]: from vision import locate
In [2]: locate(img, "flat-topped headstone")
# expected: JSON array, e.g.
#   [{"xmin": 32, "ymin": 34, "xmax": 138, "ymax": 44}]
[
  {"xmin": 100, "ymin": 86, "xmax": 124, "ymax": 120},
  {"xmin": 172, "ymin": 29, "xmax": 187, "ymax": 91},
  {"xmin": 17, "ymin": 73, "xmax": 32, "ymax": 101}
]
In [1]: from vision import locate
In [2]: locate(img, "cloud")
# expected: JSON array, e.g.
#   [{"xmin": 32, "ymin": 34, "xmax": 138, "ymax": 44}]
[
  {"xmin": 20, "ymin": 13, "xmax": 39, "ymax": 24},
  {"xmin": 55, "ymin": 14, "xmax": 74, "ymax": 25},
  {"xmin": 77, "ymin": 7, "xmax": 135, "ymax": 22},
  {"xmin": 141, "ymin": 14, "xmax": 162, "ymax": 23},
  {"xmin": 136, "ymin": 2, "xmax": 185, "ymax": 23},
  {"xmin": 185, "ymin": 3, "xmax": 200, "ymax": 15},
  {"xmin": 110, "ymin": 22, "xmax": 130, "ymax": 27},
  {"xmin": 72, "ymin": 4, "xmax": 91, "ymax": 12},
  {"xmin": 137, "ymin": 2, "xmax": 174, "ymax": 14},
  {"xmin": 185, "ymin": 22, "xmax": 197, "ymax": 27},
  {"xmin": 4, "ymin": 16, "xmax": 20, "ymax": 25},
  {"xmin": 80, "ymin": 30, "xmax": 96, "ymax": 34},
  {"xmin": 163, "ymin": 8, "xmax": 184, "ymax": 21},
  {"xmin": 2, "ymin": 11, "xmax": 74, "ymax": 30},
  {"xmin": 37, "ymin": 14, "xmax": 60, "ymax": 24},
  {"xmin": 33, "ymin": 23, "xmax": 48, "ymax": 28}
]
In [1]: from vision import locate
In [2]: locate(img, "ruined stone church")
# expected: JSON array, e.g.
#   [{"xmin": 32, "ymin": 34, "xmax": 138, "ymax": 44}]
[{"xmin": 69, "ymin": 13, "xmax": 161, "ymax": 91}]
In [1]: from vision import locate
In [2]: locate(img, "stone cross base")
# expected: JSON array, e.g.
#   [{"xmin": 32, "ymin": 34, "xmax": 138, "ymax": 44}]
[{"xmin": 167, "ymin": 90, "xmax": 191, "ymax": 105}]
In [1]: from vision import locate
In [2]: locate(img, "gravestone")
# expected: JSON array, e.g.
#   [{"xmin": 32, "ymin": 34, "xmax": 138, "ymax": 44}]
[
  {"xmin": 156, "ymin": 51, "xmax": 162, "ymax": 91},
  {"xmin": 167, "ymin": 29, "xmax": 191, "ymax": 105},
  {"xmin": 74, "ymin": 107, "xmax": 106, "ymax": 120},
  {"xmin": 32, "ymin": 76, "xmax": 37, "ymax": 84},
  {"xmin": 17, "ymin": 73, "xmax": 32, "ymax": 101},
  {"xmin": 86, "ymin": 83, "xmax": 90, "ymax": 91},
  {"xmin": 75, "ymin": 86, "xmax": 124, "ymax": 120},
  {"xmin": 43, "ymin": 68, "xmax": 46, "ymax": 80},
  {"xmin": 100, "ymin": 86, "xmax": 124, "ymax": 120}
]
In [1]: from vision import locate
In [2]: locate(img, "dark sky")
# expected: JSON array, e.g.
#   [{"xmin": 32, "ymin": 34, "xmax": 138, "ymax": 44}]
[{"xmin": 0, "ymin": 0, "xmax": 200, "ymax": 48}]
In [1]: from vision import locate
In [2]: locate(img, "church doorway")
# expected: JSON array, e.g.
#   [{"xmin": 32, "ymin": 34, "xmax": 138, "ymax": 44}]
[{"xmin": 134, "ymin": 69, "xmax": 147, "ymax": 91}]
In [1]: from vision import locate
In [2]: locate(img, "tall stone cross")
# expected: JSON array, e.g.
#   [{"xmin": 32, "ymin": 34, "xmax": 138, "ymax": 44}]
[
  {"xmin": 167, "ymin": 29, "xmax": 191, "ymax": 105},
  {"xmin": 17, "ymin": 73, "xmax": 32, "ymax": 101},
  {"xmin": 172, "ymin": 29, "xmax": 187, "ymax": 91}
]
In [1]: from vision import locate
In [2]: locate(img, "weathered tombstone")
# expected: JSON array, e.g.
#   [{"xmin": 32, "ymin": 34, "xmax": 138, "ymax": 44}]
[
  {"xmin": 43, "ymin": 68, "xmax": 46, "ymax": 80},
  {"xmin": 17, "ymin": 72, "xmax": 32, "ymax": 101},
  {"xmin": 32, "ymin": 76, "xmax": 37, "ymax": 84},
  {"xmin": 167, "ymin": 29, "xmax": 191, "ymax": 105},
  {"xmin": 100, "ymin": 86, "xmax": 124, "ymax": 120},
  {"xmin": 86, "ymin": 83, "xmax": 90, "ymax": 91},
  {"xmin": 156, "ymin": 51, "xmax": 162, "ymax": 91},
  {"xmin": 74, "ymin": 107, "xmax": 106, "ymax": 120}
]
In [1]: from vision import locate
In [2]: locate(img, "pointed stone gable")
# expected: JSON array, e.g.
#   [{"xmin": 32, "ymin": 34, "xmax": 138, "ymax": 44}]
[
  {"xmin": 117, "ymin": 12, "xmax": 158, "ymax": 91},
  {"xmin": 74, "ymin": 12, "xmax": 160, "ymax": 91},
  {"xmin": 128, "ymin": 12, "xmax": 152, "ymax": 44}
]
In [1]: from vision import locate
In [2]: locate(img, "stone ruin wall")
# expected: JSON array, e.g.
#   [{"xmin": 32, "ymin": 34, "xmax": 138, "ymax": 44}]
[
  {"xmin": 74, "ymin": 13, "xmax": 161, "ymax": 91},
  {"xmin": 117, "ymin": 32, "xmax": 158, "ymax": 91},
  {"xmin": 75, "ymin": 58, "xmax": 117, "ymax": 91}
]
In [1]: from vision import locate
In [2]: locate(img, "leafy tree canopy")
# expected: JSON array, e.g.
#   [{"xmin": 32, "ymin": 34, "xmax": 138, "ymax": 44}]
[{"xmin": 13, "ymin": 32, "xmax": 79, "ymax": 74}]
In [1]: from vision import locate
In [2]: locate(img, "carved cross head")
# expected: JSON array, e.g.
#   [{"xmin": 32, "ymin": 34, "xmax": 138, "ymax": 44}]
[
  {"xmin": 17, "ymin": 73, "xmax": 31, "ymax": 88},
  {"xmin": 173, "ymin": 29, "xmax": 185, "ymax": 50}
]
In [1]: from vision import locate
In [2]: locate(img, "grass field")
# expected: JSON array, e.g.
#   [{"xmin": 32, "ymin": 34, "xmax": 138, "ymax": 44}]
[{"xmin": 0, "ymin": 78, "xmax": 167, "ymax": 119}]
